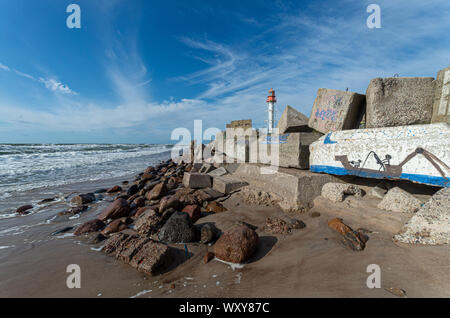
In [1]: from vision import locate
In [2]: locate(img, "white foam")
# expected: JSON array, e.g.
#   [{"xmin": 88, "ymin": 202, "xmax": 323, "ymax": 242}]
[
  {"xmin": 213, "ymin": 257, "xmax": 245, "ymax": 270},
  {"xmin": 0, "ymin": 245, "xmax": 15, "ymax": 250},
  {"xmin": 130, "ymin": 289, "xmax": 152, "ymax": 298}
]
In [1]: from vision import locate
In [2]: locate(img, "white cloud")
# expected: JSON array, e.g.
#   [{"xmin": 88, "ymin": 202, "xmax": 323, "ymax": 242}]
[{"xmin": 38, "ymin": 77, "xmax": 78, "ymax": 95}]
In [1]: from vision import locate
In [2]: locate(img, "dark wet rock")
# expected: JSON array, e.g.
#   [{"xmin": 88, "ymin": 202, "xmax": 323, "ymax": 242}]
[
  {"xmin": 122, "ymin": 181, "xmax": 129, "ymax": 185},
  {"xmin": 71, "ymin": 193, "xmax": 96, "ymax": 206},
  {"xmin": 181, "ymin": 205, "xmax": 201, "ymax": 223},
  {"xmin": 132, "ymin": 196, "xmax": 146, "ymax": 208},
  {"xmin": 146, "ymin": 182, "xmax": 167, "ymax": 201},
  {"xmin": 158, "ymin": 212, "xmax": 195, "ymax": 243},
  {"xmin": 310, "ymin": 211, "xmax": 321, "ymax": 218},
  {"xmin": 214, "ymin": 224, "xmax": 259, "ymax": 263},
  {"xmin": 95, "ymin": 188, "xmax": 108, "ymax": 194},
  {"xmin": 106, "ymin": 185, "xmax": 122, "ymax": 193},
  {"xmin": 159, "ymin": 195, "xmax": 182, "ymax": 213},
  {"xmin": 50, "ymin": 226, "xmax": 74, "ymax": 236},
  {"xmin": 115, "ymin": 194, "xmax": 130, "ymax": 200},
  {"xmin": 74, "ymin": 219, "xmax": 105, "ymax": 236},
  {"xmin": 16, "ymin": 205, "xmax": 33, "ymax": 214},
  {"xmin": 87, "ymin": 232, "xmax": 107, "ymax": 244},
  {"xmin": 206, "ymin": 201, "xmax": 227, "ymax": 213},
  {"xmin": 39, "ymin": 197, "xmax": 56, "ymax": 204},
  {"xmin": 127, "ymin": 184, "xmax": 139, "ymax": 196},
  {"xmin": 328, "ymin": 218, "xmax": 369, "ymax": 251},
  {"xmin": 101, "ymin": 217, "xmax": 130, "ymax": 235},
  {"xmin": 199, "ymin": 223, "xmax": 220, "ymax": 244},
  {"xmin": 98, "ymin": 198, "xmax": 131, "ymax": 221},
  {"xmin": 134, "ymin": 209, "xmax": 163, "ymax": 236}
]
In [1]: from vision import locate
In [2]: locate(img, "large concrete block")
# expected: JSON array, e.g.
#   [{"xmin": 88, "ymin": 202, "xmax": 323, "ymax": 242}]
[
  {"xmin": 308, "ymin": 88, "xmax": 365, "ymax": 134},
  {"xmin": 431, "ymin": 66, "xmax": 450, "ymax": 124},
  {"xmin": 183, "ymin": 172, "xmax": 211, "ymax": 189},
  {"xmin": 212, "ymin": 176, "xmax": 248, "ymax": 194},
  {"xmin": 277, "ymin": 105, "xmax": 310, "ymax": 134},
  {"xmin": 278, "ymin": 132, "xmax": 323, "ymax": 169},
  {"xmin": 226, "ymin": 119, "xmax": 252, "ymax": 129},
  {"xmin": 310, "ymin": 123, "xmax": 450, "ymax": 187},
  {"xmin": 366, "ymin": 77, "xmax": 434, "ymax": 128}
]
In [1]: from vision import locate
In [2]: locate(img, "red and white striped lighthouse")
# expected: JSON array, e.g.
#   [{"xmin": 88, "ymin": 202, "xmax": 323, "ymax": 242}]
[{"xmin": 266, "ymin": 88, "xmax": 276, "ymax": 133}]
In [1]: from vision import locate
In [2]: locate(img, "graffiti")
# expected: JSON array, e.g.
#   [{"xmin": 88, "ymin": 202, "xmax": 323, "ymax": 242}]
[
  {"xmin": 335, "ymin": 148, "xmax": 450, "ymax": 180},
  {"xmin": 260, "ymin": 134, "xmax": 288, "ymax": 144},
  {"xmin": 315, "ymin": 108, "xmax": 337, "ymax": 121}
]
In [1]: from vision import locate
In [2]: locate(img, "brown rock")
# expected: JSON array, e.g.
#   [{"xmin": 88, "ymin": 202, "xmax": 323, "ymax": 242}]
[
  {"xmin": 129, "ymin": 240, "xmax": 177, "ymax": 276},
  {"xmin": 206, "ymin": 201, "xmax": 227, "ymax": 213},
  {"xmin": 71, "ymin": 193, "xmax": 96, "ymax": 206},
  {"xmin": 107, "ymin": 185, "xmax": 122, "ymax": 193},
  {"xmin": 133, "ymin": 196, "xmax": 146, "ymax": 208},
  {"xmin": 16, "ymin": 205, "xmax": 33, "ymax": 214},
  {"xmin": 101, "ymin": 218, "xmax": 129, "ymax": 235},
  {"xmin": 264, "ymin": 217, "xmax": 291, "ymax": 234},
  {"xmin": 74, "ymin": 219, "xmax": 105, "ymax": 236},
  {"xmin": 182, "ymin": 205, "xmax": 201, "ymax": 223},
  {"xmin": 200, "ymin": 223, "xmax": 219, "ymax": 244},
  {"xmin": 159, "ymin": 196, "xmax": 182, "ymax": 213},
  {"xmin": 146, "ymin": 182, "xmax": 166, "ymax": 201},
  {"xmin": 98, "ymin": 198, "xmax": 131, "ymax": 221},
  {"xmin": 135, "ymin": 209, "xmax": 163, "ymax": 236},
  {"xmin": 213, "ymin": 225, "xmax": 259, "ymax": 263},
  {"xmin": 328, "ymin": 218, "xmax": 368, "ymax": 251},
  {"xmin": 203, "ymin": 251, "xmax": 215, "ymax": 264}
]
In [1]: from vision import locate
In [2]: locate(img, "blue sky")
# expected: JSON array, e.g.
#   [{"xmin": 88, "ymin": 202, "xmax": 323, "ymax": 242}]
[{"xmin": 0, "ymin": 0, "xmax": 449, "ymax": 144}]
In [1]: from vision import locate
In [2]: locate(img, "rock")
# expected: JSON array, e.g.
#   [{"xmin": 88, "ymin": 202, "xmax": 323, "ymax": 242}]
[
  {"xmin": 264, "ymin": 217, "xmax": 291, "ymax": 234},
  {"xmin": 50, "ymin": 226, "xmax": 74, "ymax": 236},
  {"xmin": 98, "ymin": 198, "xmax": 131, "ymax": 221},
  {"xmin": 182, "ymin": 205, "xmax": 201, "ymax": 222},
  {"xmin": 95, "ymin": 189, "xmax": 108, "ymax": 194},
  {"xmin": 213, "ymin": 224, "xmax": 259, "ymax": 263},
  {"xmin": 200, "ymin": 223, "xmax": 219, "ymax": 244},
  {"xmin": 183, "ymin": 172, "xmax": 212, "ymax": 189},
  {"xmin": 195, "ymin": 188, "xmax": 225, "ymax": 202},
  {"xmin": 321, "ymin": 183, "xmax": 363, "ymax": 203},
  {"xmin": 368, "ymin": 186, "xmax": 387, "ymax": 199},
  {"xmin": 133, "ymin": 196, "xmax": 146, "ymax": 208},
  {"xmin": 127, "ymin": 184, "xmax": 139, "ymax": 196},
  {"xmin": 101, "ymin": 218, "xmax": 129, "ymax": 235},
  {"xmin": 106, "ymin": 185, "xmax": 122, "ymax": 193},
  {"xmin": 205, "ymin": 201, "xmax": 227, "ymax": 213},
  {"xmin": 208, "ymin": 167, "xmax": 228, "ymax": 177},
  {"xmin": 308, "ymin": 88, "xmax": 365, "ymax": 134},
  {"xmin": 74, "ymin": 219, "xmax": 105, "ymax": 236},
  {"xmin": 394, "ymin": 187, "xmax": 450, "ymax": 245},
  {"xmin": 277, "ymin": 105, "xmax": 310, "ymax": 134},
  {"xmin": 158, "ymin": 212, "xmax": 195, "ymax": 243},
  {"xmin": 71, "ymin": 193, "xmax": 96, "ymax": 206},
  {"xmin": 203, "ymin": 251, "xmax": 215, "ymax": 264},
  {"xmin": 212, "ymin": 176, "xmax": 247, "ymax": 194},
  {"xmin": 39, "ymin": 197, "xmax": 56, "ymax": 204},
  {"xmin": 328, "ymin": 218, "xmax": 368, "ymax": 251},
  {"xmin": 385, "ymin": 287, "xmax": 407, "ymax": 298},
  {"xmin": 16, "ymin": 205, "xmax": 33, "ymax": 214},
  {"xmin": 366, "ymin": 77, "xmax": 434, "ymax": 128},
  {"xmin": 87, "ymin": 233, "xmax": 107, "ymax": 244},
  {"xmin": 377, "ymin": 187, "xmax": 422, "ymax": 213},
  {"xmin": 310, "ymin": 211, "xmax": 321, "ymax": 218},
  {"xmin": 431, "ymin": 66, "xmax": 450, "ymax": 124},
  {"xmin": 146, "ymin": 182, "xmax": 166, "ymax": 201},
  {"xmin": 276, "ymin": 131, "xmax": 323, "ymax": 169},
  {"xmin": 129, "ymin": 239, "xmax": 179, "ymax": 276},
  {"xmin": 134, "ymin": 209, "xmax": 163, "ymax": 236}
]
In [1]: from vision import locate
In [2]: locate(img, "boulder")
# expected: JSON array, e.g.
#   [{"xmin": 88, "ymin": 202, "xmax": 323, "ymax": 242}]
[
  {"xmin": 74, "ymin": 219, "xmax": 105, "ymax": 236},
  {"xmin": 132, "ymin": 196, "xmax": 146, "ymax": 208},
  {"xmin": 431, "ymin": 66, "xmax": 450, "ymax": 124},
  {"xmin": 394, "ymin": 187, "xmax": 450, "ymax": 245},
  {"xmin": 183, "ymin": 172, "xmax": 212, "ymax": 189},
  {"xmin": 71, "ymin": 193, "xmax": 96, "ymax": 206},
  {"xmin": 158, "ymin": 212, "xmax": 195, "ymax": 243},
  {"xmin": 277, "ymin": 105, "xmax": 310, "ymax": 134},
  {"xmin": 127, "ymin": 184, "xmax": 139, "ymax": 196},
  {"xmin": 146, "ymin": 182, "xmax": 166, "ymax": 201},
  {"xmin": 200, "ymin": 223, "xmax": 220, "ymax": 244},
  {"xmin": 101, "ymin": 217, "xmax": 129, "ymax": 235},
  {"xmin": 16, "ymin": 205, "xmax": 33, "ymax": 214},
  {"xmin": 181, "ymin": 205, "xmax": 201, "ymax": 223},
  {"xmin": 213, "ymin": 224, "xmax": 259, "ymax": 263},
  {"xmin": 159, "ymin": 195, "xmax": 183, "ymax": 213},
  {"xmin": 129, "ymin": 240, "xmax": 179, "ymax": 276},
  {"xmin": 377, "ymin": 187, "xmax": 422, "ymax": 213},
  {"xmin": 98, "ymin": 198, "xmax": 131, "ymax": 221},
  {"xmin": 134, "ymin": 209, "xmax": 163, "ymax": 236},
  {"xmin": 321, "ymin": 183, "xmax": 363, "ymax": 203},
  {"xmin": 205, "ymin": 201, "xmax": 227, "ymax": 213},
  {"xmin": 366, "ymin": 77, "xmax": 434, "ymax": 128},
  {"xmin": 106, "ymin": 185, "xmax": 122, "ymax": 193},
  {"xmin": 308, "ymin": 88, "xmax": 365, "ymax": 134},
  {"xmin": 328, "ymin": 218, "xmax": 368, "ymax": 251}
]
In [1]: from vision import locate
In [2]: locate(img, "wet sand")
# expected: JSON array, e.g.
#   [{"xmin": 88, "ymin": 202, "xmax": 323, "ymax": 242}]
[{"xmin": 1, "ymin": 182, "xmax": 449, "ymax": 298}]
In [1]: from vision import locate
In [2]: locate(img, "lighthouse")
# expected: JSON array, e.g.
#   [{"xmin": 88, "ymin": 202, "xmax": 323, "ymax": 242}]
[{"xmin": 266, "ymin": 88, "xmax": 276, "ymax": 133}]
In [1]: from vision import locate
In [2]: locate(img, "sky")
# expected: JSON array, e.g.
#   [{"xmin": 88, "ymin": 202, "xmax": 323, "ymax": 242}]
[{"xmin": 0, "ymin": 0, "xmax": 449, "ymax": 144}]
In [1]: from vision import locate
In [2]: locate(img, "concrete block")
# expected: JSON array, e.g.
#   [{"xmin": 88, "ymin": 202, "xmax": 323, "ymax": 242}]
[
  {"xmin": 212, "ymin": 176, "xmax": 248, "ymax": 194},
  {"xmin": 183, "ymin": 172, "xmax": 211, "ymax": 189},
  {"xmin": 321, "ymin": 183, "xmax": 363, "ymax": 203},
  {"xmin": 279, "ymin": 132, "xmax": 322, "ymax": 169},
  {"xmin": 309, "ymin": 123, "xmax": 450, "ymax": 187},
  {"xmin": 366, "ymin": 77, "xmax": 434, "ymax": 128},
  {"xmin": 308, "ymin": 88, "xmax": 365, "ymax": 134},
  {"xmin": 208, "ymin": 166, "xmax": 228, "ymax": 177},
  {"xmin": 277, "ymin": 105, "xmax": 310, "ymax": 134},
  {"xmin": 198, "ymin": 164, "xmax": 216, "ymax": 174},
  {"xmin": 226, "ymin": 119, "xmax": 252, "ymax": 129},
  {"xmin": 431, "ymin": 66, "xmax": 450, "ymax": 124}
]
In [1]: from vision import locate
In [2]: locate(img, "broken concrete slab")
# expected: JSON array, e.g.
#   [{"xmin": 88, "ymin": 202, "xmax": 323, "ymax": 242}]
[
  {"xmin": 183, "ymin": 172, "xmax": 212, "ymax": 189},
  {"xmin": 394, "ymin": 187, "xmax": 450, "ymax": 245},
  {"xmin": 366, "ymin": 77, "xmax": 434, "ymax": 128},
  {"xmin": 212, "ymin": 176, "xmax": 248, "ymax": 194},
  {"xmin": 198, "ymin": 164, "xmax": 216, "ymax": 174},
  {"xmin": 277, "ymin": 105, "xmax": 310, "ymax": 134},
  {"xmin": 309, "ymin": 123, "xmax": 450, "ymax": 187},
  {"xmin": 321, "ymin": 183, "xmax": 363, "ymax": 203},
  {"xmin": 377, "ymin": 187, "xmax": 422, "ymax": 213},
  {"xmin": 232, "ymin": 164, "xmax": 341, "ymax": 212},
  {"xmin": 308, "ymin": 88, "xmax": 365, "ymax": 134},
  {"xmin": 432, "ymin": 66, "xmax": 450, "ymax": 124},
  {"xmin": 278, "ymin": 132, "xmax": 322, "ymax": 169},
  {"xmin": 208, "ymin": 166, "xmax": 228, "ymax": 177}
]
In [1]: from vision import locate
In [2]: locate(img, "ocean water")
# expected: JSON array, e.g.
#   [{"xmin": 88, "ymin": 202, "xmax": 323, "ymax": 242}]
[{"xmin": 0, "ymin": 143, "xmax": 174, "ymax": 203}]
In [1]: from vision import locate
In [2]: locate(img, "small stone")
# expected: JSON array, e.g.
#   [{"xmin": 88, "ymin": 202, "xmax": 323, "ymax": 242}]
[
  {"xmin": 107, "ymin": 185, "xmax": 122, "ymax": 193},
  {"xmin": 322, "ymin": 183, "xmax": 363, "ymax": 203},
  {"xmin": 206, "ymin": 201, "xmax": 227, "ymax": 213},
  {"xmin": 310, "ymin": 212, "xmax": 321, "ymax": 218},
  {"xmin": 16, "ymin": 205, "xmax": 33, "ymax": 214},
  {"xmin": 386, "ymin": 287, "xmax": 407, "ymax": 298},
  {"xmin": 377, "ymin": 187, "xmax": 422, "ymax": 213}
]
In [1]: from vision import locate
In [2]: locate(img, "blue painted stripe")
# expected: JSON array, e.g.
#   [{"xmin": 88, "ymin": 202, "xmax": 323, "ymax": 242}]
[{"xmin": 310, "ymin": 165, "xmax": 449, "ymax": 187}]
